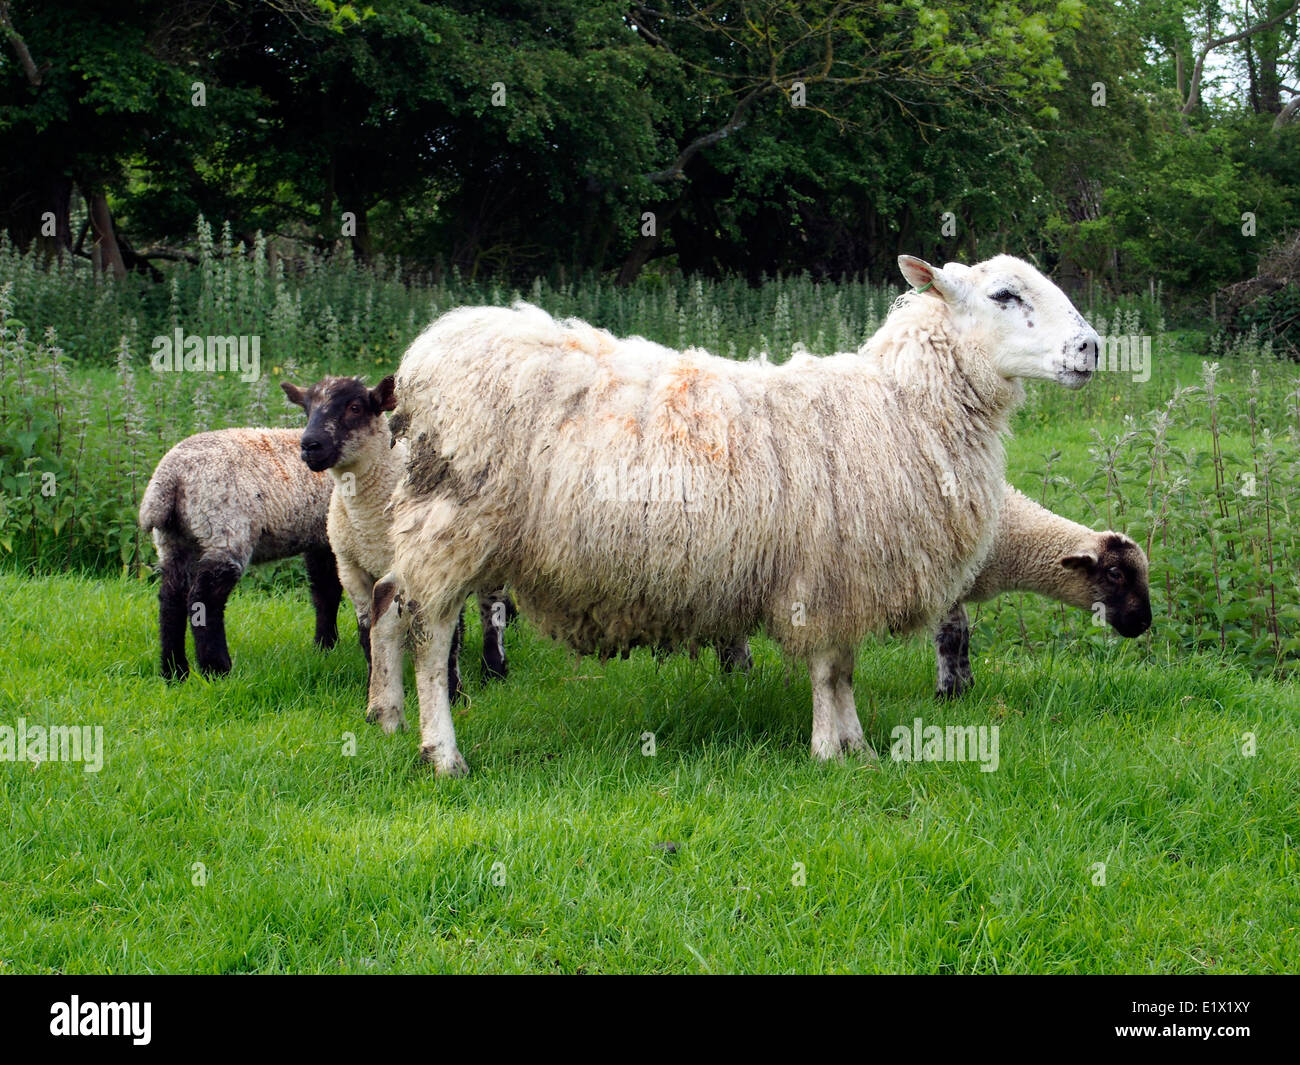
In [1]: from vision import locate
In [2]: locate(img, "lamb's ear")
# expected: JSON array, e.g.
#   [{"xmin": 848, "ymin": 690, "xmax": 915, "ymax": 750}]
[
  {"xmin": 371, "ymin": 375, "xmax": 397, "ymax": 413},
  {"xmin": 897, "ymin": 255, "xmax": 970, "ymax": 304},
  {"xmin": 1060, "ymin": 550, "xmax": 1098, "ymax": 570},
  {"xmin": 281, "ymin": 382, "xmax": 309, "ymax": 410}
]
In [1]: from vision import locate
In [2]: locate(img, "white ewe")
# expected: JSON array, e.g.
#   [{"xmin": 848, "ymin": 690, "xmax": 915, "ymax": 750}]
[{"xmin": 383, "ymin": 254, "xmax": 1099, "ymax": 775}]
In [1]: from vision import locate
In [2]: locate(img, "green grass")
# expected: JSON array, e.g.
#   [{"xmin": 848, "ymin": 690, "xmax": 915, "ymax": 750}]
[{"xmin": 2, "ymin": 569, "xmax": 1296, "ymax": 974}]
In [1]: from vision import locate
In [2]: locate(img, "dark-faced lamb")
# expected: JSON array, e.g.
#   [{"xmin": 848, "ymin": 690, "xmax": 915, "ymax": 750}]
[
  {"xmin": 139, "ymin": 428, "xmax": 340, "ymax": 679},
  {"xmin": 380, "ymin": 254, "xmax": 1099, "ymax": 776},
  {"xmin": 281, "ymin": 375, "xmax": 512, "ymax": 722},
  {"xmin": 718, "ymin": 484, "xmax": 1152, "ymax": 695},
  {"xmin": 933, "ymin": 485, "xmax": 1151, "ymax": 697}
]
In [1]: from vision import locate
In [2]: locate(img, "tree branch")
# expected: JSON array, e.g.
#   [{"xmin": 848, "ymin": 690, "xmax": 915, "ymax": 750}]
[
  {"xmin": 1182, "ymin": 2, "xmax": 1300, "ymax": 114},
  {"xmin": 1274, "ymin": 94, "xmax": 1300, "ymax": 129},
  {"xmin": 0, "ymin": 0, "xmax": 42, "ymax": 86}
]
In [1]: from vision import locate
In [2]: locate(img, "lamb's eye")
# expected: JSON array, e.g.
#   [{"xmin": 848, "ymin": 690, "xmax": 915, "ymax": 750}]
[
  {"xmin": 348, "ymin": 402, "xmax": 363, "ymax": 415},
  {"xmin": 1107, "ymin": 566, "xmax": 1123, "ymax": 581},
  {"xmin": 990, "ymin": 289, "xmax": 1019, "ymax": 304}
]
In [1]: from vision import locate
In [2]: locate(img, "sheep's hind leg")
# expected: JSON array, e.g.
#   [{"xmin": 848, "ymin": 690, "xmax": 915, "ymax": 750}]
[
  {"xmin": 366, "ymin": 575, "xmax": 408, "ymax": 734},
  {"xmin": 934, "ymin": 604, "xmax": 973, "ymax": 699},
  {"xmin": 832, "ymin": 647, "xmax": 876, "ymax": 760},
  {"xmin": 718, "ymin": 638, "xmax": 753, "ymax": 673},
  {"xmin": 158, "ymin": 541, "xmax": 194, "ymax": 681},
  {"xmin": 189, "ymin": 551, "xmax": 245, "ymax": 676},
  {"xmin": 478, "ymin": 590, "xmax": 512, "ymax": 681},
  {"xmin": 808, "ymin": 651, "xmax": 844, "ymax": 761},
  {"xmin": 304, "ymin": 546, "xmax": 342, "ymax": 651},
  {"xmin": 413, "ymin": 604, "xmax": 470, "ymax": 777}
]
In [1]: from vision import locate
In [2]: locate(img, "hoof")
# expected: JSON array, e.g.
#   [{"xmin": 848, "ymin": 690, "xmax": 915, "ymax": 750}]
[
  {"xmin": 810, "ymin": 739, "xmax": 843, "ymax": 763},
  {"xmin": 366, "ymin": 706, "xmax": 406, "ymax": 734},
  {"xmin": 161, "ymin": 662, "xmax": 190, "ymax": 683},
  {"xmin": 196, "ymin": 657, "xmax": 232, "ymax": 678},
  {"xmin": 449, "ymin": 682, "xmax": 466, "ymax": 705},
  {"xmin": 420, "ymin": 744, "xmax": 469, "ymax": 778},
  {"xmin": 482, "ymin": 659, "xmax": 508, "ymax": 682},
  {"xmin": 314, "ymin": 631, "xmax": 339, "ymax": 651},
  {"xmin": 934, "ymin": 678, "xmax": 972, "ymax": 700}
]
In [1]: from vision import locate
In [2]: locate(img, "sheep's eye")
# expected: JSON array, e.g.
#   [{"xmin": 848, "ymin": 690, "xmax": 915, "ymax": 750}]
[
  {"xmin": 990, "ymin": 289, "xmax": 1019, "ymax": 304},
  {"xmin": 1107, "ymin": 566, "xmax": 1123, "ymax": 581},
  {"xmin": 348, "ymin": 402, "xmax": 363, "ymax": 415}
]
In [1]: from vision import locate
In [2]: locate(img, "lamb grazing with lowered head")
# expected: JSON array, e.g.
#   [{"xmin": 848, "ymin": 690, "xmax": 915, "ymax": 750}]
[
  {"xmin": 380, "ymin": 254, "xmax": 1099, "ymax": 776},
  {"xmin": 933, "ymin": 485, "xmax": 1151, "ymax": 697},
  {"xmin": 718, "ymin": 483, "xmax": 1152, "ymax": 695},
  {"xmin": 139, "ymin": 429, "xmax": 340, "ymax": 680},
  {"xmin": 282, "ymin": 374, "xmax": 513, "ymax": 721}
]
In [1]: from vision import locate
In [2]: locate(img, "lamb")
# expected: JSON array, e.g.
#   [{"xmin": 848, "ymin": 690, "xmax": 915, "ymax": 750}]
[
  {"xmin": 933, "ymin": 485, "xmax": 1151, "ymax": 697},
  {"xmin": 717, "ymin": 484, "xmax": 1152, "ymax": 696},
  {"xmin": 281, "ymin": 374, "xmax": 512, "ymax": 720},
  {"xmin": 380, "ymin": 254, "xmax": 1100, "ymax": 775},
  {"xmin": 139, "ymin": 428, "xmax": 340, "ymax": 680}
]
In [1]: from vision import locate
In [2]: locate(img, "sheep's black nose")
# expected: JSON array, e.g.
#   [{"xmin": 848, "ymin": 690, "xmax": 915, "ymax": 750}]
[
  {"xmin": 1077, "ymin": 335, "xmax": 1098, "ymax": 370},
  {"xmin": 301, "ymin": 436, "xmax": 323, "ymax": 455}
]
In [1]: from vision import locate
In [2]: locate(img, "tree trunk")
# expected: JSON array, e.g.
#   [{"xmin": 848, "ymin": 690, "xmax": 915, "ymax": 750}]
[
  {"xmin": 84, "ymin": 185, "xmax": 127, "ymax": 280},
  {"xmin": 616, "ymin": 195, "xmax": 684, "ymax": 286}
]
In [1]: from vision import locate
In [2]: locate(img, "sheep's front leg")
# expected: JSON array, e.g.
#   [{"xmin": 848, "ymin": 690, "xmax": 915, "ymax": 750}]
[
  {"xmin": 808, "ymin": 651, "xmax": 843, "ymax": 761},
  {"xmin": 934, "ymin": 604, "xmax": 973, "ymax": 699},
  {"xmin": 832, "ymin": 647, "xmax": 876, "ymax": 759},
  {"xmin": 335, "ymin": 556, "xmax": 376, "ymax": 673},
  {"xmin": 413, "ymin": 605, "xmax": 470, "ymax": 777},
  {"xmin": 366, "ymin": 575, "xmax": 409, "ymax": 734}
]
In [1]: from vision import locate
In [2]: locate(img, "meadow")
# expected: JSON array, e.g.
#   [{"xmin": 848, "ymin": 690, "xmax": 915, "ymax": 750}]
[{"xmin": 0, "ymin": 230, "xmax": 1297, "ymax": 972}]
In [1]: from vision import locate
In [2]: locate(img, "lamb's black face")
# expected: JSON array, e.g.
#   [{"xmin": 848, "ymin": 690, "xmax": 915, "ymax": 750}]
[
  {"xmin": 1085, "ymin": 534, "xmax": 1152, "ymax": 638},
  {"xmin": 282, "ymin": 375, "xmax": 395, "ymax": 472}
]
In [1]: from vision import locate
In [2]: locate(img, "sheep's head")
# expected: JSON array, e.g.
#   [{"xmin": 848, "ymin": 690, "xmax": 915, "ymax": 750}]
[
  {"xmin": 898, "ymin": 254, "xmax": 1099, "ymax": 389},
  {"xmin": 1060, "ymin": 532, "xmax": 1153, "ymax": 638},
  {"xmin": 281, "ymin": 374, "xmax": 396, "ymax": 472}
]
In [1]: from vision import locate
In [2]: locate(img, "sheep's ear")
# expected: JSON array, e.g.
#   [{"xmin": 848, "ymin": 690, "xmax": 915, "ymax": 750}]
[
  {"xmin": 281, "ymin": 382, "xmax": 309, "ymax": 410},
  {"xmin": 897, "ymin": 255, "xmax": 970, "ymax": 304},
  {"xmin": 1060, "ymin": 550, "xmax": 1098, "ymax": 570},
  {"xmin": 371, "ymin": 375, "xmax": 397, "ymax": 413}
]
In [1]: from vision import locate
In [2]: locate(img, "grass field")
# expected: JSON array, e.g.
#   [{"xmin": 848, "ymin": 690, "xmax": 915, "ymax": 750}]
[
  {"xmin": 2, "ymin": 569, "xmax": 1296, "ymax": 973},
  {"xmin": 1, "ymin": 247, "xmax": 1298, "ymax": 972}
]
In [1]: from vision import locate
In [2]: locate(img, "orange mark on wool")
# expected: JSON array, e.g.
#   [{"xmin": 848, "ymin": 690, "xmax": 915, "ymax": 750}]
[
  {"xmin": 655, "ymin": 366, "xmax": 728, "ymax": 463},
  {"xmin": 244, "ymin": 433, "xmax": 295, "ymax": 481}
]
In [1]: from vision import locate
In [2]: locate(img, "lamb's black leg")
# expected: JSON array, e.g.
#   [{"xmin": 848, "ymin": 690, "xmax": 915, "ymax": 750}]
[
  {"xmin": 934, "ymin": 603, "xmax": 973, "ymax": 699},
  {"xmin": 718, "ymin": 638, "xmax": 753, "ymax": 673},
  {"xmin": 478, "ymin": 591, "xmax": 513, "ymax": 681},
  {"xmin": 158, "ymin": 545, "xmax": 194, "ymax": 681},
  {"xmin": 304, "ymin": 546, "xmax": 342, "ymax": 651},
  {"xmin": 447, "ymin": 606, "xmax": 466, "ymax": 703},
  {"xmin": 189, "ymin": 553, "xmax": 244, "ymax": 676}
]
